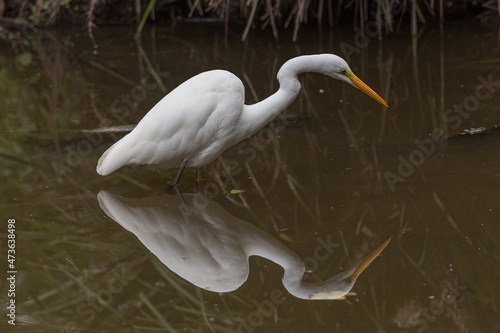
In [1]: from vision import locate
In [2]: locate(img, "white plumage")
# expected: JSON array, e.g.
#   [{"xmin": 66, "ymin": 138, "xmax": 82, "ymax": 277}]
[
  {"xmin": 97, "ymin": 70, "xmax": 244, "ymax": 175},
  {"xmin": 96, "ymin": 54, "xmax": 388, "ymax": 183},
  {"xmin": 98, "ymin": 190, "xmax": 390, "ymax": 299}
]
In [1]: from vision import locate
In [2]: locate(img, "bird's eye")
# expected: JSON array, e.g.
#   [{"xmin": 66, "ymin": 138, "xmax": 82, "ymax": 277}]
[{"xmin": 340, "ymin": 69, "xmax": 347, "ymax": 76}]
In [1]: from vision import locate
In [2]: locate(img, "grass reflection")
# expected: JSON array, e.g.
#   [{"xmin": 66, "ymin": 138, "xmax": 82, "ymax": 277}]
[{"xmin": 1, "ymin": 24, "xmax": 499, "ymax": 332}]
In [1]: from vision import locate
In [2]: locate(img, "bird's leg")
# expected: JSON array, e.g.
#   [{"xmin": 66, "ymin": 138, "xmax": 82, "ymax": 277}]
[
  {"xmin": 173, "ymin": 184, "xmax": 187, "ymax": 205},
  {"xmin": 197, "ymin": 166, "xmax": 203, "ymax": 184},
  {"xmin": 172, "ymin": 159, "xmax": 188, "ymax": 186}
]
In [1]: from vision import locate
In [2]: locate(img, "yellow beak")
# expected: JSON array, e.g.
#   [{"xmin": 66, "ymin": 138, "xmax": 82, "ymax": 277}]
[
  {"xmin": 347, "ymin": 71, "xmax": 389, "ymax": 107},
  {"xmin": 345, "ymin": 238, "xmax": 391, "ymax": 284}
]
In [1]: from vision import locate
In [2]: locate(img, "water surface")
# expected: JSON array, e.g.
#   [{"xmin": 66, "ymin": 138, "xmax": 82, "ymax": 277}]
[{"xmin": 1, "ymin": 21, "xmax": 499, "ymax": 332}]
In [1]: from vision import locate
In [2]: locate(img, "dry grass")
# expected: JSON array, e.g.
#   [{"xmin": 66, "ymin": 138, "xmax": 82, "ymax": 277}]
[{"xmin": 1, "ymin": 0, "xmax": 499, "ymax": 41}]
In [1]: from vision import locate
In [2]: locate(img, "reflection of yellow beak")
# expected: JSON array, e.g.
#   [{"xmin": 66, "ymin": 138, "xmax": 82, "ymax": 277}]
[
  {"xmin": 345, "ymin": 238, "xmax": 391, "ymax": 284},
  {"xmin": 346, "ymin": 71, "xmax": 389, "ymax": 107}
]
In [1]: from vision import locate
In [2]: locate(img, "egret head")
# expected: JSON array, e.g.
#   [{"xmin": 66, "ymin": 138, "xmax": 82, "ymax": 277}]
[
  {"xmin": 307, "ymin": 238, "xmax": 392, "ymax": 300},
  {"xmin": 323, "ymin": 55, "xmax": 352, "ymax": 83},
  {"xmin": 327, "ymin": 55, "xmax": 388, "ymax": 107}
]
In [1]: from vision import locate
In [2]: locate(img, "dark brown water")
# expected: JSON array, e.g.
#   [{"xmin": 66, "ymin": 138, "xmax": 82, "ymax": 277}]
[{"xmin": 1, "ymin": 21, "xmax": 500, "ymax": 332}]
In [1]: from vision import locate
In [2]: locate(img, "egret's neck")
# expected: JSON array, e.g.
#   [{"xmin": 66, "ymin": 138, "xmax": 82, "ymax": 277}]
[
  {"xmin": 246, "ymin": 235, "xmax": 354, "ymax": 300},
  {"xmin": 234, "ymin": 55, "xmax": 331, "ymax": 142}
]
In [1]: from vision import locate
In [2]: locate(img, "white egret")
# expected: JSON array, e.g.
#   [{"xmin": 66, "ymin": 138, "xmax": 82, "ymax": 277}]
[
  {"xmin": 98, "ymin": 190, "xmax": 391, "ymax": 299},
  {"xmin": 96, "ymin": 54, "xmax": 388, "ymax": 184}
]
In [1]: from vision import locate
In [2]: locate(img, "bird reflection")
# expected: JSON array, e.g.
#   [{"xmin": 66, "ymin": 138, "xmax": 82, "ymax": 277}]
[{"xmin": 97, "ymin": 191, "xmax": 390, "ymax": 300}]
